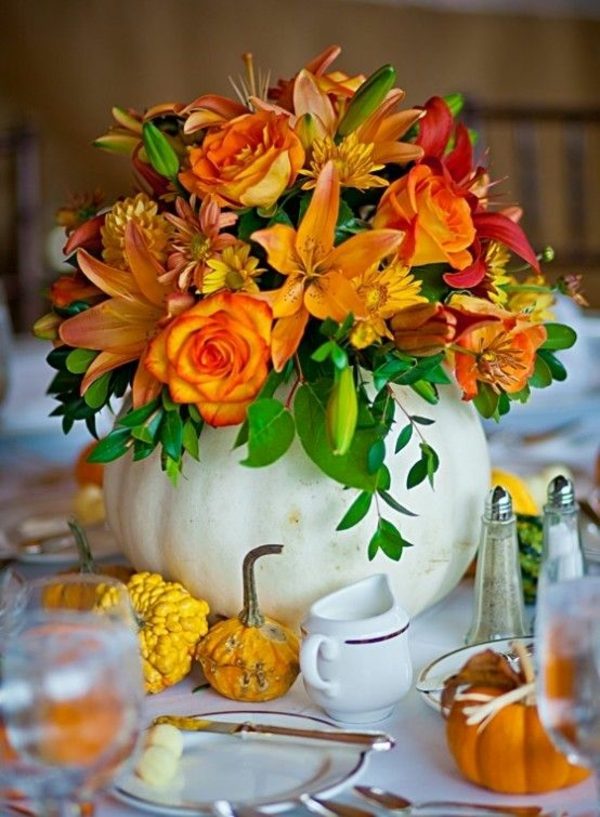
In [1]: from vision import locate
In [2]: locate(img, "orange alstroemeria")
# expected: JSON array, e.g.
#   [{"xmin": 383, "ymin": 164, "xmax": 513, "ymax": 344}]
[
  {"xmin": 451, "ymin": 296, "xmax": 547, "ymax": 399},
  {"xmin": 251, "ymin": 161, "xmax": 403, "ymax": 370},
  {"xmin": 59, "ymin": 222, "xmax": 193, "ymax": 407}
]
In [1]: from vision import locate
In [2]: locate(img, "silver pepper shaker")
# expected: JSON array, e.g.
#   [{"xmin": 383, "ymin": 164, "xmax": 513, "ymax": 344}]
[
  {"xmin": 540, "ymin": 474, "xmax": 586, "ymax": 587},
  {"xmin": 465, "ymin": 485, "xmax": 529, "ymax": 645}
]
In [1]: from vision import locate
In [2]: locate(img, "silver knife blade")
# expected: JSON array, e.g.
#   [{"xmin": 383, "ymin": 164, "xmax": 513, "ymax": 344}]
[{"xmin": 153, "ymin": 715, "xmax": 394, "ymax": 751}]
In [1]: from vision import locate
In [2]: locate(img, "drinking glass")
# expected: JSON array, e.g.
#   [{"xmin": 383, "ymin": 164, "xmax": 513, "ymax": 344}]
[
  {"xmin": 1, "ymin": 608, "xmax": 143, "ymax": 816},
  {"xmin": 0, "ymin": 574, "xmax": 143, "ymax": 815},
  {"xmin": 536, "ymin": 576, "xmax": 600, "ymax": 809},
  {"xmin": 18, "ymin": 573, "xmax": 138, "ymax": 632}
]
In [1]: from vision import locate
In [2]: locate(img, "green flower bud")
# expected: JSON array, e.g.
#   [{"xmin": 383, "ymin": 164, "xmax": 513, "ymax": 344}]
[
  {"xmin": 142, "ymin": 122, "xmax": 180, "ymax": 180},
  {"xmin": 326, "ymin": 365, "xmax": 358, "ymax": 456},
  {"xmin": 337, "ymin": 64, "xmax": 397, "ymax": 137}
]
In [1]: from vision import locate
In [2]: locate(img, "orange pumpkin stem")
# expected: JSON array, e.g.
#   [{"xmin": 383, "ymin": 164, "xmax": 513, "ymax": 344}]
[{"xmin": 239, "ymin": 544, "xmax": 283, "ymax": 628}]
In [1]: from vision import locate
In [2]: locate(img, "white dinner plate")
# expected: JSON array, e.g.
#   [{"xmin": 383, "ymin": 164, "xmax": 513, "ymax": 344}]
[
  {"xmin": 416, "ymin": 636, "xmax": 534, "ymax": 714},
  {"xmin": 0, "ymin": 489, "xmax": 118, "ymax": 564},
  {"xmin": 113, "ymin": 710, "xmax": 369, "ymax": 815}
]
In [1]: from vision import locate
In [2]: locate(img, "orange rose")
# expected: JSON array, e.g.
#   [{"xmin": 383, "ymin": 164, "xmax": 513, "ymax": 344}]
[
  {"xmin": 374, "ymin": 164, "xmax": 475, "ymax": 270},
  {"xmin": 179, "ymin": 111, "xmax": 305, "ymax": 210},
  {"xmin": 145, "ymin": 292, "xmax": 272, "ymax": 426}
]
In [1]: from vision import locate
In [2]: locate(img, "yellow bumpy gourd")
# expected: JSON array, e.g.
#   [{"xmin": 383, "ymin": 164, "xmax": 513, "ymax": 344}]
[{"xmin": 127, "ymin": 572, "xmax": 210, "ymax": 694}]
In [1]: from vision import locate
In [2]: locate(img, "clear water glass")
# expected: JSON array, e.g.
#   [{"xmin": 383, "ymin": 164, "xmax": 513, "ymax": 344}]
[
  {"xmin": 536, "ymin": 576, "xmax": 600, "ymax": 809},
  {"xmin": 0, "ymin": 608, "xmax": 144, "ymax": 816}
]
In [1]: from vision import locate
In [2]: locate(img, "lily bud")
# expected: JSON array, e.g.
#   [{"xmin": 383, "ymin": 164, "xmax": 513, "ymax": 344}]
[
  {"xmin": 142, "ymin": 122, "xmax": 180, "ymax": 181},
  {"xmin": 326, "ymin": 365, "xmax": 358, "ymax": 456},
  {"xmin": 337, "ymin": 64, "xmax": 397, "ymax": 137},
  {"xmin": 33, "ymin": 312, "xmax": 62, "ymax": 341},
  {"xmin": 111, "ymin": 106, "xmax": 143, "ymax": 134},
  {"xmin": 296, "ymin": 113, "xmax": 317, "ymax": 151},
  {"xmin": 93, "ymin": 133, "xmax": 140, "ymax": 156}
]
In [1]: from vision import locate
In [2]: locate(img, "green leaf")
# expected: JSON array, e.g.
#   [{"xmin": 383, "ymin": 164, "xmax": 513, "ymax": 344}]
[
  {"xmin": 336, "ymin": 491, "xmax": 373, "ymax": 531},
  {"xmin": 541, "ymin": 323, "xmax": 577, "ymax": 351},
  {"xmin": 131, "ymin": 410, "xmax": 162, "ymax": 444},
  {"xmin": 425, "ymin": 365, "xmax": 452, "ymax": 385},
  {"xmin": 370, "ymin": 517, "xmax": 406, "ymax": 561},
  {"xmin": 377, "ymin": 490, "xmax": 418, "ymax": 516},
  {"xmin": 142, "ymin": 121, "xmax": 180, "ymax": 179},
  {"xmin": 164, "ymin": 455, "xmax": 181, "ymax": 485},
  {"xmin": 241, "ymin": 398, "xmax": 295, "ymax": 467},
  {"xmin": 132, "ymin": 440, "xmax": 156, "ymax": 461},
  {"xmin": 367, "ymin": 439, "xmax": 385, "ymax": 475},
  {"xmin": 238, "ymin": 208, "xmax": 266, "ymax": 242},
  {"xmin": 411, "ymin": 380, "xmax": 438, "ymax": 404},
  {"xmin": 188, "ymin": 404, "xmax": 203, "ymax": 423},
  {"xmin": 182, "ymin": 419, "xmax": 200, "ymax": 460},
  {"xmin": 118, "ymin": 399, "xmax": 161, "ymax": 428},
  {"xmin": 537, "ymin": 348, "xmax": 567, "ymax": 382},
  {"xmin": 311, "ymin": 341, "xmax": 334, "ymax": 363},
  {"xmin": 294, "ymin": 381, "xmax": 380, "ymax": 492},
  {"xmin": 473, "ymin": 382, "xmax": 499, "ymax": 419},
  {"xmin": 422, "ymin": 443, "xmax": 439, "ymax": 486},
  {"xmin": 406, "ymin": 457, "xmax": 428, "ymax": 489},
  {"xmin": 83, "ymin": 373, "xmax": 110, "ymax": 409},
  {"xmin": 66, "ymin": 348, "xmax": 98, "ymax": 374},
  {"xmin": 529, "ymin": 354, "xmax": 553, "ymax": 389},
  {"xmin": 159, "ymin": 409, "xmax": 184, "ymax": 461},
  {"xmin": 410, "ymin": 415, "xmax": 435, "ymax": 426},
  {"xmin": 395, "ymin": 423, "xmax": 413, "ymax": 453},
  {"xmin": 162, "ymin": 390, "xmax": 177, "ymax": 411},
  {"xmin": 88, "ymin": 427, "xmax": 132, "ymax": 463}
]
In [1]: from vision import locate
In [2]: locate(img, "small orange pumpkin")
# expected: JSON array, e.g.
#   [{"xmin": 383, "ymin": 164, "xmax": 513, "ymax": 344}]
[
  {"xmin": 195, "ymin": 544, "xmax": 300, "ymax": 702},
  {"xmin": 444, "ymin": 646, "xmax": 590, "ymax": 794},
  {"xmin": 44, "ymin": 519, "xmax": 133, "ymax": 610}
]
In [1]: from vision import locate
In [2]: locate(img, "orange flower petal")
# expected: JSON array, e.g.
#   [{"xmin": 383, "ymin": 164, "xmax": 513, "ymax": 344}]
[
  {"xmin": 271, "ymin": 309, "xmax": 309, "ymax": 371},
  {"xmin": 304, "ymin": 269, "xmax": 366, "ymax": 321},
  {"xmin": 124, "ymin": 222, "xmax": 169, "ymax": 307},
  {"xmin": 77, "ymin": 250, "xmax": 137, "ymax": 300},
  {"xmin": 60, "ymin": 299, "xmax": 160, "ymax": 353},
  {"xmin": 251, "ymin": 223, "xmax": 299, "ymax": 276},
  {"xmin": 327, "ymin": 229, "xmax": 403, "ymax": 279},
  {"xmin": 296, "ymin": 161, "xmax": 339, "ymax": 266}
]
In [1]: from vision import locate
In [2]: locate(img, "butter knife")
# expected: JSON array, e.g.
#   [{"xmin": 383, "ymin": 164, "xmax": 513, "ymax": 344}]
[{"xmin": 153, "ymin": 715, "xmax": 394, "ymax": 751}]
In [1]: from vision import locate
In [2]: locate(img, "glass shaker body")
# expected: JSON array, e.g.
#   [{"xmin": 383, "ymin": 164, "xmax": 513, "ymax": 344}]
[
  {"xmin": 540, "ymin": 475, "xmax": 586, "ymax": 587},
  {"xmin": 465, "ymin": 486, "xmax": 528, "ymax": 645}
]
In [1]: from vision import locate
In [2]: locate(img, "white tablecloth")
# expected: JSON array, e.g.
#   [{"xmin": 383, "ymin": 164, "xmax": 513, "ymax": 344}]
[{"xmin": 1, "ymin": 335, "xmax": 598, "ymax": 816}]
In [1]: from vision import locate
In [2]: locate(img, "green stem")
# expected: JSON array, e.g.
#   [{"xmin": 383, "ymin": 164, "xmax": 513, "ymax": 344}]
[
  {"xmin": 239, "ymin": 544, "xmax": 283, "ymax": 628},
  {"xmin": 67, "ymin": 517, "xmax": 95, "ymax": 573}
]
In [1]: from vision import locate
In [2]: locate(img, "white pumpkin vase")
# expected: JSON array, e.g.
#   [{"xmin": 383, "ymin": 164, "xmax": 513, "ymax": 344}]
[{"xmin": 104, "ymin": 379, "xmax": 489, "ymax": 627}]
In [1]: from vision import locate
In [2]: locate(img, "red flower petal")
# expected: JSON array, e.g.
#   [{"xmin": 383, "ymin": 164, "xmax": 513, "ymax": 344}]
[
  {"xmin": 473, "ymin": 211, "xmax": 540, "ymax": 272},
  {"xmin": 416, "ymin": 96, "xmax": 453, "ymax": 158}
]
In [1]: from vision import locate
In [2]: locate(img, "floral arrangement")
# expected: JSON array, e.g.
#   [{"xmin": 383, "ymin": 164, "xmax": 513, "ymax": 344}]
[{"xmin": 36, "ymin": 46, "xmax": 582, "ymax": 561}]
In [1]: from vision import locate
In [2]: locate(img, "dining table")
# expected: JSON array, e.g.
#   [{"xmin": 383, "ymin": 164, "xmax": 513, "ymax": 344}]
[{"xmin": 1, "ymin": 333, "xmax": 600, "ymax": 817}]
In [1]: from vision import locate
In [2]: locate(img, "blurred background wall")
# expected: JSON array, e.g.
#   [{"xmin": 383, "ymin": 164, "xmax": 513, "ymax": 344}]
[{"xmin": 1, "ymin": 0, "xmax": 599, "ymax": 330}]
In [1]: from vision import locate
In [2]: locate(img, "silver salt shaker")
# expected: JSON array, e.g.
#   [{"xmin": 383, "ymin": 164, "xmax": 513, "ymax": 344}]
[
  {"xmin": 540, "ymin": 474, "xmax": 586, "ymax": 587},
  {"xmin": 465, "ymin": 485, "xmax": 529, "ymax": 645}
]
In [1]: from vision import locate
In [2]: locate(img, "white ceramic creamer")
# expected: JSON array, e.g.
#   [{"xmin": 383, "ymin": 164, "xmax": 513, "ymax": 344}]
[{"xmin": 300, "ymin": 574, "xmax": 412, "ymax": 723}]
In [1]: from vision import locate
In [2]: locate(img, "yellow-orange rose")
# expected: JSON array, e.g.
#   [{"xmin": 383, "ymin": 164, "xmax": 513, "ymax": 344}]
[
  {"xmin": 145, "ymin": 292, "xmax": 272, "ymax": 427},
  {"xmin": 179, "ymin": 111, "xmax": 305, "ymax": 210},
  {"xmin": 374, "ymin": 164, "xmax": 475, "ymax": 270}
]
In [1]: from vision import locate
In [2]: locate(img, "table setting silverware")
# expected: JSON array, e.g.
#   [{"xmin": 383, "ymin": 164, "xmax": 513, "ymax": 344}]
[
  {"xmin": 353, "ymin": 785, "xmax": 563, "ymax": 817},
  {"xmin": 153, "ymin": 714, "xmax": 394, "ymax": 751}
]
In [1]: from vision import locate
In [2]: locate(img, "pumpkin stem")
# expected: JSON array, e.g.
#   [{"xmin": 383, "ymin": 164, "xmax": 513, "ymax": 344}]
[
  {"xmin": 239, "ymin": 544, "xmax": 283, "ymax": 628},
  {"xmin": 67, "ymin": 517, "xmax": 95, "ymax": 574}
]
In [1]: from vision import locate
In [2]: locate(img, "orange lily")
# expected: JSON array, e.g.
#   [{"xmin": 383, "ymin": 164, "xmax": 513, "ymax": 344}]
[
  {"xmin": 59, "ymin": 222, "xmax": 193, "ymax": 407},
  {"xmin": 251, "ymin": 161, "xmax": 403, "ymax": 370}
]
